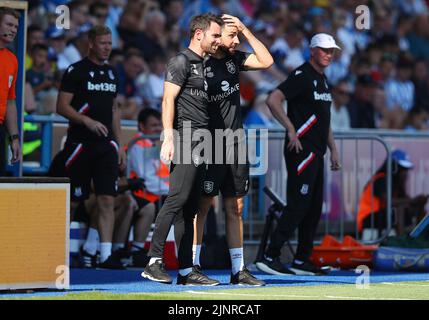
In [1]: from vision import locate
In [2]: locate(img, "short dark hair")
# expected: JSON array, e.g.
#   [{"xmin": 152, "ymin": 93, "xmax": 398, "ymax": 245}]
[
  {"xmin": 0, "ymin": 7, "xmax": 20, "ymax": 23},
  {"xmin": 31, "ymin": 43, "xmax": 48, "ymax": 55},
  {"xmin": 138, "ymin": 108, "xmax": 161, "ymax": 125},
  {"xmin": 27, "ymin": 24, "xmax": 43, "ymax": 36},
  {"xmin": 89, "ymin": 1, "xmax": 108, "ymax": 16},
  {"xmin": 88, "ymin": 25, "xmax": 111, "ymax": 42},
  {"xmin": 189, "ymin": 13, "xmax": 223, "ymax": 39},
  {"xmin": 124, "ymin": 50, "xmax": 144, "ymax": 61}
]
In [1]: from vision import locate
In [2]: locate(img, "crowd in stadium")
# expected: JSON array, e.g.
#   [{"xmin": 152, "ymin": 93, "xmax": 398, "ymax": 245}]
[{"xmin": 23, "ymin": 0, "xmax": 429, "ymax": 131}]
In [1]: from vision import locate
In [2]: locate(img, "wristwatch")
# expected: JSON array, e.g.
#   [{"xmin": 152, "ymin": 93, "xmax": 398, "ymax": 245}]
[{"xmin": 9, "ymin": 134, "xmax": 19, "ymax": 142}]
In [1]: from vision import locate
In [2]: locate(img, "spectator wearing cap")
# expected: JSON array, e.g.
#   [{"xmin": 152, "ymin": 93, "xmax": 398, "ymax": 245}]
[
  {"xmin": 358, "ymin": 149, "xmax": 428, "ymax": 239},
  {"xmin": 347, "ymin": 74, "xmax": 378, "ymax": 128},
  {"xmin": 384, "ymin": 56, "xmax": 415, "ymax": 128}
]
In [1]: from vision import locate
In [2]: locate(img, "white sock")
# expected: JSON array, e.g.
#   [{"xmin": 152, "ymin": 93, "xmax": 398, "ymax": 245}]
[
  {"xmin": 193, "ymin": 244, "xmax": 201, "ymax": 266},
  {"xmin": 149, "ymin": 257, "xmax": 162, "ymax": 266},
  {"xmin": 229, "ymin": 247, "xmax": 244, "ymax": 275},
  {"xmin": 179, "ymin": 268, "xmax": 192, "ymax": 276},
  {"xmin": 100, "ymin": 242, "xmax": 112, "ymax": 263},
  {"xmin": 294, "ymin": 259, "xmax": 304, "ymax": 265},
  {"xmin": 112, "ymin": 243, "xmax": 125, "ymax": 251},
  {"xmin": 83, "ymin": 228, "xmax": 99, "ymax": 255},
  {"xmin": 132, "ymin": 242, "xmax": 145, "ymax": 252}
]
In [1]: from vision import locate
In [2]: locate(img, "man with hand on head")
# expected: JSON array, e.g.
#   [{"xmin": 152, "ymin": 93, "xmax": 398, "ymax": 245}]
[{"xmin": 193, "ymin": 14, "xmax": 273, "ymax": 286}]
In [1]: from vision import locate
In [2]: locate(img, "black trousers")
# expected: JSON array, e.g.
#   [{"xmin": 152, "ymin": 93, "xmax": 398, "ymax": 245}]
[
  {"xmin": 148, "ymin": 151, "xmax": 205, "ymax": 269},
  {"xmin": 267, "ymin": 148, "xmax": 324, "ymax": 262}
]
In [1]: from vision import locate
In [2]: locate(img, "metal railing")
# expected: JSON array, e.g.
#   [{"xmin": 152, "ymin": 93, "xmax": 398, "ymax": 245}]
[{"xmin": 23, "ymin": 116, "xmax": 429, "ymax": 246}]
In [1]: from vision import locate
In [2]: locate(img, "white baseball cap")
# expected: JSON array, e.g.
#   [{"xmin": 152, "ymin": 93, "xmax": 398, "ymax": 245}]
[{"xmin": 310, "ymin": 33, "xmax": 341, "ymax": 50}]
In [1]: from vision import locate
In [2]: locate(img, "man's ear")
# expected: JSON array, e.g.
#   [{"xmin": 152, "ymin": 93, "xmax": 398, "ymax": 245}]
[{"xmin": 195, "ymin": 28, "xmax": 203, "ymax": 41}]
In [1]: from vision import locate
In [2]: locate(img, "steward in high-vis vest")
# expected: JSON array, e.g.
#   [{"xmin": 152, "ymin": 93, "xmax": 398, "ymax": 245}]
[
  {"xmin": 125, "ymin": 108, "xmax": 169, "ymax": 268},
  {"xmin": 357, "ymin": 149, "xmax": 427, "ymax": 236}
]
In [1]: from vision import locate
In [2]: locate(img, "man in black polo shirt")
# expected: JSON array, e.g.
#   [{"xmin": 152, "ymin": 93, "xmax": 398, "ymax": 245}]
[
  {"xmin": 256, "ymin": 33, "xmax": 341, "ymax": 276},
  {"xmin": 192, "ymin": 14, "xmax": 273, "ymax": 286},
  {"xmin": 57, "ymin": 25, "xmax": 126, "ymax": 269},
  {"xmin": 142, "ymin": 13, "xmax": 223, "ymax": 285}
]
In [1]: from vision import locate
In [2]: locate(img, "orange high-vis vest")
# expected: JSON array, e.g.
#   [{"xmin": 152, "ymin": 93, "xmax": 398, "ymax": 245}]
[
  {"xmin": 128, "ymin": 134, "xmax": 169, "ymax": 203},
  {"xmin": 0, "ymin": 48, "xmax": 18, "ymax": 124},
  {"xmin": 357, "ymin": 172, "xmax": 386, "ymax": 232}
]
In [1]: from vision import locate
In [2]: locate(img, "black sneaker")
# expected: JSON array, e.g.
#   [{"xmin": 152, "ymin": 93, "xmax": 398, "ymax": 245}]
[
  {"xmin": 230, "ymin": 268, "xmax": 265, "ymax": 286},
  {"xmin": 255, "ymin": 255, "xmax": 295, "ymax": 275},
  {"xmin": 289, "ymin": 260, "xmax": 330, "ymax": 276},
  {"xmin": 177, "ymin": 270, "xmax": 220, "ymax": 286},
  {"xmin": 79, "ymin": 247, "xmax": 97, "ymax": 268},
  {"xmin": 141, "ymin": 260, "xmax": 172, "ymax": 283},
  {"xmin": 115, "ymin": 247, "xmax": 132, "ymax": 267},
  {"xmin": 98, "ymin": 251, "xmax": 126, "ymax": 270},
  {"xmin": 193, "ymin": 265, "xmax": 202, "ymax": 273},
  {"xmin": 130, "ymin": 248, "xmax": 150, "ymax": 268}
]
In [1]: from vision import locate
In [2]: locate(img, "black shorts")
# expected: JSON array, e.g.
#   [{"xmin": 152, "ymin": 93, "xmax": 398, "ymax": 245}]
[
  {"xmin": 203, "ymin": 142, "xmax": 249, "ymax": 198},
  {"xmin": 63, "ymin": 139, "xmax": 119, "ymax": 201},
  {"xmin": 131, "ymin": 191, "xmax": 164, "ymax": 213}
]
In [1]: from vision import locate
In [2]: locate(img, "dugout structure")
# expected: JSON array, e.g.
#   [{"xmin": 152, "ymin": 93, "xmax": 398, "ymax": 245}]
[{"xmin": 0, "ymin": 177, "xmax": 70, "ymax": 290}]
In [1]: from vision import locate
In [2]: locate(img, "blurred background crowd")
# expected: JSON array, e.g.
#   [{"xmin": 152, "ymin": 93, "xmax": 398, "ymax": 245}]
[{"xmin": 23, "ymin": 0, "xmax": 429, "ymax": 132}]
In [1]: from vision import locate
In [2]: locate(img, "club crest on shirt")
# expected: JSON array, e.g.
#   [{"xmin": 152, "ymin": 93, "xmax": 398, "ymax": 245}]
[
  {"xmin": 108, "ymin": 70, "xmax": 115, "ymax": 80},
  {"xmin": 300, "ymin": 184, "xmax": 309, "ymax": 195},
  {"xmin": 226, "ymin": 60, "xmax": 236, "ymax": 74},
  {"xmin": 324, "ymin": 80, "xmax": 328, "ymax": 89},
  {"xmin": 313, "ymin": 80, "xmax": 317, "ymax": 88},
  {"xmin": 204, "ymin": 80, "xmax": 208, "ymax": 91},
  {"xmin": 191, "ymin": 64, "xmax": 199, "ymax": 75},
  {"xmin": 204, "ymin": 181, "xmax": 214, "ymax": 193},
  {"xmin": 204, "ymin": 66, "xmax": 214, "ymax": 78},
  {"xmin": 89, "ymin": 71, "xmax": 94, "ymax": 78},
  {"xmin": 8, "ymin": 75, "xmax": 13, "ymax": 88}
]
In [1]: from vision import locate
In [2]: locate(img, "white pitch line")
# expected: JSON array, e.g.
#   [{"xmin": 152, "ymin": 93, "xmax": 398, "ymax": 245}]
[{"xmin": 380, "ymin": 282, "xmax": 429, "ymax": 287}]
